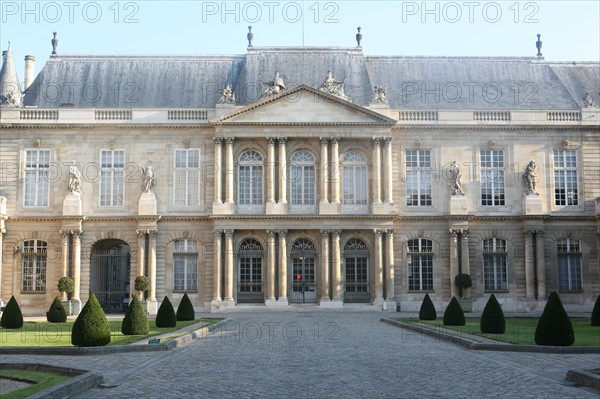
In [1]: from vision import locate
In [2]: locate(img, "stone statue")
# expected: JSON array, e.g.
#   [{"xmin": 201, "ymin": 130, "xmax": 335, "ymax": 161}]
[
  {"xmin": 356, "ymin": 27, "xmax": 362, "ymax": 47},
  {"xmin": 261, "ymin": 72, "xmax": 286, "ymax": 97},
  {"xmin": 583, "ymin": 92, "xmax": 598, "ymax": 107},
  {"xmin": 68, "ymin": 162, "xmax": 82, "ymax": 193},
  {"xmin": 319, "ymin": 71, "xmax": 349, "ymax": 100},
  {"xmin": 523, "ymin": 161, "xmax": 538, "ymax": 195},
  {"xmin": 247, "ymin": 26, "xmax": 253, "ymax": 47},
  {"xmin": 141, "ymin": 161, "xmax": 155, "ymax": 193},
  {"xmin": 218, "ymin": 84, "xmax": 236, "ymax": 104},
  {"xmin": 371, "ymin": 85, "xmax": 388, "ymax": 104},
  {"xmin": 449, "ymin": 161, "xmax": 464, "ymax": 195},
  {"xmin": 51, "ymin": 32, "xmax": 58, "ymax": 55}
]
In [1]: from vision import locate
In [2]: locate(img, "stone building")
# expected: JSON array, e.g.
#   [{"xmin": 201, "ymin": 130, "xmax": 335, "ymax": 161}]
[{"xmin": 0, "ymin": 40, "xmax": 598, "ymax": 315}]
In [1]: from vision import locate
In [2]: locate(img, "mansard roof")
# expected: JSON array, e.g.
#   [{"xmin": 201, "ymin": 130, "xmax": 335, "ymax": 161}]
[{"xmin": 23, "ymin": 46, "xmax": 600, "ymax": 110}]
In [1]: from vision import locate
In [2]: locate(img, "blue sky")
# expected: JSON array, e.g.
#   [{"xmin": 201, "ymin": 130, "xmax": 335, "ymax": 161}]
[{"xmin": 2, "ymin": 1, "xmax": 599, "ymax": 78}]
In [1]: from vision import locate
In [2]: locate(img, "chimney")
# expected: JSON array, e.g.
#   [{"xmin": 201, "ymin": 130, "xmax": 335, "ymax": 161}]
[{"xmin": 24, "ymin": 55, "xmax": 35, "ymax": 90}]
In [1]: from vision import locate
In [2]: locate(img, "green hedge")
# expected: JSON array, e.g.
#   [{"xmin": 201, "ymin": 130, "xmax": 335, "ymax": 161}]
[
  {"xmin": 121, "ymin": 296, "xmax": 149, "ymax": 335},
  {"xmin": 418, "ymin": 293, "xmax": 437, "ymax": 321},
  {"xmin": 71, "ymin": 294, "xmax": 111, "ymax": 347},
  {"xmin": 443, "ymin": 297, "xmax": 465, "ymax": 326},
  {"xmin": 176, "ymin": 293, "xmax": 195, "ymax": 321},
  {"xmin": 591, "ymin": 294, "xmax": 600, "ymax": 327},
  {"xmin": 0, "ymin": 296, "xmax": 24, "ymax": 329},
  {"xmin": 480, "ymin": 294, "xmax": 505, "ymax": 334},
  {"xmin": 46, "ymin": 297, "xmax": 67, "ymax": 323},
  {"xmin": 156, "ymin": 296, "xmax": 176, "ymax": 328},
  {"xmin": 534, "ymin": 291, "xmax": 574, "ymax": 346}
]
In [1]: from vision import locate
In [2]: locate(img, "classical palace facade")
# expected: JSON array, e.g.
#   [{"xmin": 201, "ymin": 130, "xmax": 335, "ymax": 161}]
[{"xmin": 1, "ymin": 42, "xmax": 599, "ymax": 315}]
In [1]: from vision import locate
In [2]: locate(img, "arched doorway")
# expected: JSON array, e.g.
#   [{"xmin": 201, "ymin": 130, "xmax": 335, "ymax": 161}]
[
  {"xmin": 344, "ymin": 238, "xmax": 370, "ymax": 303},
  {"xmin": 90, "ymin": 239, "xmax": 131, "ymax": 313},
  {"xmin": 237, "ymin": 238, "xmax": 264, "ymax": 303},
  {"xmin": 290, "ymin": 238, "xmax": 317, "ymax": 304}
]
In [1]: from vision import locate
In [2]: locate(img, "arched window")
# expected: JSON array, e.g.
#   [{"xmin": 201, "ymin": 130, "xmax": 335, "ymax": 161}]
[
  {"xmin": 290, "ymin": 238, "xmax": 317, "ymax": 304},
  {"xmin": 407, "ymin": 239, "xmax": 433, "ymax": 292},
  {"xmin": 238, "ymin": 151, "xmax": 264, "ymax": 213},
  {"xmin": 173, "ymin": 239, "xmax": 198, "ymax": 292},
  {"xmin": 344, "ymin": 238, "xmax": 370, "ymax": 303},
  {"xmin": 21, "ymin": 240, "xmax": 47, "ymax": 293},
  {"xmin": 483, "ymin": 238, "xmax": 508, "ymax": 292},
  {"xmin": 238, "ymin": 238, "xmax": 264, "ymax": 303},
  {"xmin": 342, "ymin": 151, "xmax": 368, "ymax": 211},
  {"xmin": 557, "ymin": 239, "xmax": 582, "ymax": 291},
  {"xmin": 290, "ymin": 151, "xmax": 316, "ymax": 213}
]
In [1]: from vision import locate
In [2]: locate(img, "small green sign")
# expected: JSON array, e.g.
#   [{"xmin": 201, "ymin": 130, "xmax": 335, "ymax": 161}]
[{"xmin": 148, "ymin": 338, "xmax": 161, "ymax": 345}]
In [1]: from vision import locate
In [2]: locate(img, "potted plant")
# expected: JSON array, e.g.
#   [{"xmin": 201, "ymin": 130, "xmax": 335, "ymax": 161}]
[
  {"xmin": 134, "ymin": 275, "xmax": 150, "ymax": 313},
  {"xmin": 454, "ymin": 273, "xmax": 473, "ymax": 312},
  {"xmin": 57, "ymin": 276, "xmax": 75, "ymax": 315}
]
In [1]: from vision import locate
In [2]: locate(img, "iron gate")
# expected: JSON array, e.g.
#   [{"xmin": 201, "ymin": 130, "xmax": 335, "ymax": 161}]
[
  {"xmin": 290, "ymin": 257, "xmax": 317, "ymax": 303},
  {"xmin": 90, "ymin": 242, "xmax": 131, "ymax": 313}
]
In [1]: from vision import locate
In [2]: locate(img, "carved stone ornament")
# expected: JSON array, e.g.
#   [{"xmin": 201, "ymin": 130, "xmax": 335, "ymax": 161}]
[
  {"xmin": 141, "ymin": 161, "xmax": 155, "ymax": 193},
  {"xmin": 449, "ymin": 161, "xmax": 464, "ymax": 195},
  {"xmin": 261, "ymin": 71, "xmax": 286, "ymax": 97},
  {"xmin": 68, "ymin": 161, "xmax": 82, "ymax": 193},
  {"xmin": 319, "ymin": 71, "xmax": 350, "ymax": 101},
  {"xmin": 523, "ymin": 160, "xmax": 539, "ymax": 195},
  {"xmin": 371, "ymin": 85, "xmax": 388, "ymax": 105},
  {"xmin": 218, "ymin": 84, "xmax": 236, "ymax": 105}
]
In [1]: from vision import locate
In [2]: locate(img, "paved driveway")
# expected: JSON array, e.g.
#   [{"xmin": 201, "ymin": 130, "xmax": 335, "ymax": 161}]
[{"xmin": 2, "ymin": 311, "xmax": 598, "ymax": 398}]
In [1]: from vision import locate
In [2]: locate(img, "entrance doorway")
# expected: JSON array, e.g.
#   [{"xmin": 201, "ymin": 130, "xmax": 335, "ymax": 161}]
[
  {"xmin": 90, "ymin": 239, "xmax": 131, "ymax": 313},
  {"xmin": 290, "ymin": 239, "xmax": 317, "ymax": 304}
]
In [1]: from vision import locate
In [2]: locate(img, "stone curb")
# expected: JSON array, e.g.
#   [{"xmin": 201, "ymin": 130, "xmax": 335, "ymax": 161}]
[
  {"xmin": 0, "ymin": 363, "xmax": 102, "ymax": 399},
  {"xmin": 381, "ymin": 318, "xmax": 600, "ymax": 354},
  {"xmin": 0, "ymin": 319, "xmax": 229, "ymax": 356},
  {"xmin": 566, "ymin": 369, "xmax": 600, "ymax": 390}
]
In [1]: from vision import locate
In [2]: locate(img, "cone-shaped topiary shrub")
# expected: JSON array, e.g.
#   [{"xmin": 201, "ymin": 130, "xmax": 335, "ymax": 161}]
[
  {"xmin": 121, "ymin": 296, "xmax": 149, "ymax": 335},
  {"xmin": 418, "ymin": 293, "xmax": 437, "ymax": 321},
  {"xmin": 46, "ymin": 297, "xmax": 67, "ymax": 323},
  {"xmin": 155, "ymin": 296, "xmax": 176, "ymax": 328},
  {"xmin": 176, "ymin": 293, "xmax": 195, "ymax": 321},
  {"xmin": 0, "ymin": 296, "xmax": 24, "ymax": 329},
  {"xmin": 591, "ymin": 294, "xmax": 600, "ymax": 327},
  {"xmin": 480, "ymin": 294, "xmax": 505, "ymax": 334},
  {"xmin": 534, "ymin": 291, "xmax": 574, "ymax": 346},
  {"xmin": 71, "ymin": 294, "xmax": 111, "ymax": 347},
  {"xmin": 443, "ymin": 297, "xmax": 465, "ymax": 326}
]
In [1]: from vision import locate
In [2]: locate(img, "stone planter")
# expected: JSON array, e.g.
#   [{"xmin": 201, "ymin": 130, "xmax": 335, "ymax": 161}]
[
  {"xmin": 61, "ymin": 300, "xmax": 73, "ymax": 316},
  {"xmin": 458, "ymin": 299, "xmax": 473, "ymax": 313}
]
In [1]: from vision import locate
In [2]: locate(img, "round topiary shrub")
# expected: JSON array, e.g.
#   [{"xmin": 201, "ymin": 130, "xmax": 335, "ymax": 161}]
[
  {"xmin": 46, "ymin": 297, "xmax": 67, "ymax": 323},
  {"xmin": 480, "ymin": 294, "xmax": 505, "ymax": 334},
  {"xmin": 155, "ymin": 296, "xmax": 176, "ymax": 328},
  {"xmin": 134, "ymin": 275, "xmax": 150, "ymax": 294},
  {"xmin": 176, "ymin": 293, "xmax": 195, "ymax": 321},
  {"xmin": 418, "ymin": 293, "xmax": 437, "ymax": 321},
  {"xmin": 591, "ymin": 294, "xmax": 600, "ymax": 327},
  {"xmin": 57, "ymin": 276, "xmax": 75, "ymax": 299},
  {"xmin": 0, "ymin": 296, "xmax": 24, "ymax": 329},
  {"xmin": 71, "ymin": 294, "xmax": 111, "ymax": 347},
  {"xmin": 443, "ymin": 297, "xmax": 465, "ymax": 326},
  {"xmin": 534, "ymin": 291, "xmax": 574, "ymax": 346},
  {"xmin": 454, "ymin": 273, "xmax": 472, "ymax": 299},
  {"xmin": 121, "ymin": 296, "xmax": 149, "ymax": 335}
]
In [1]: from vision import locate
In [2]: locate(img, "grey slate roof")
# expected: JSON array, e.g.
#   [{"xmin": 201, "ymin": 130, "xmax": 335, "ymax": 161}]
[{"xmin": 21, "ymin": 47, "xmax": 600, "ymax": 110}]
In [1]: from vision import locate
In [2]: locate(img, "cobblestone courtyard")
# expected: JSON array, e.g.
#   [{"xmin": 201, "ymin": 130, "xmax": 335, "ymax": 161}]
[{"xmin": 2, "ymin": 311, "xmax": 598, "ymax": 398}]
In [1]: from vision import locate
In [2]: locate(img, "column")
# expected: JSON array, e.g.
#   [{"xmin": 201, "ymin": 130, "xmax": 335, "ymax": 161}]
[
  {"xmin": 384, "ymin": 137, "xmax": 394, "ymax": 204},
  {"xmin": 0, "ymin": 226, "xmax": 5, "ymax": 304},
  {"xmin": 60, "ymin": 231, "xmax": 69, "ymax": 299},
  {"xmin": 372, "ymin": 138, "xmax": 382, "ymax": 204},
  {"xmin": 320, "ymin": 138, "xmax": 329, "ymax": 204},
  {"xmin": 449, "ymin": 230, "xmax": 459, "ymax": 298},
  {"xmin": 524, "ymin": 231, "xmax": 535, "ymax": 299},
  {"xmin": 213, "ymin": 230, "xmax": 222, "ymax": 302},
  {"xmin": 320, "ymin": 230, "xmax": 330, "ymax": 302},
  {"xmin": 385, "ymin": 229, "xmax": 395, "ymax": 300},
  {"xmin": 278, "ymin": 230, "xmax": 288, "ymax": 304},
  {"xmin": 278, "ymin": 138, "xmax": 287, "ymax": 205},
  {"xmin": 148, "ymin": 231, "xmax": 157, "ymax": 301},
  {"xmin": 330, "ymin": 138, "xmax": 340, "ymax": 204},
  {"xmin": 374, "ymin": 229, "xmax": 384, "ymax": 302},
  {"xmin": 535, "ymin": 231, "xmax": 546, "ymax": 299},
  {"xmin": 331, "ymin": 230, "xmax": 342, "ymax": 301},
  {"xmin": 266, "ymin": 230, "xmax": 276, "ymax": 302},
  {"xmin": 213, "ymin": 137, "xmax": 223, "ymax": 204},
  {"xmin": 136, "ymin": 230, "xmax": 146, "ymax": 296},
  {"xmin": 461, "ymin": 229, "xmax": 470, "ymax": 297},
  {"xmin": 72, "ymin": 230, "xmax": 82, "ymax": 301},
  {"xmin": 224, "ymin": 230, "xmax": 234, "ymax": 302},
  {"xmin": 267, "ymin": 138, "xmax": 276, "ymax": 204},
  {"xmin": 225, "ymin": 138, "xmax": 235, "ymax": 205}
]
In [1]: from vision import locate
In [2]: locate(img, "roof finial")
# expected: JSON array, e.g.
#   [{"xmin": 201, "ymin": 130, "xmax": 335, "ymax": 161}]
[
  {"xmin": 356, "ymin": 27, "xmax": 362, "ymax": 47},
  {"xmin": 247, "ymin": 26, "xmax": 253, "ymax": 47},
  {"xmin": 536, "ymin": 34, "xmax": 542, "ymax": 57},
  {"xmin": 51, "ymin": 32, "xmax": 58, "ymax": 55}
]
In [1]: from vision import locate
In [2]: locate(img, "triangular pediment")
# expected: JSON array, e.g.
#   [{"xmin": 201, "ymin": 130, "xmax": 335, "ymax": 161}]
[{"xmin": 211, "ymin": 85, "xmax": 397, "ymax": 126}]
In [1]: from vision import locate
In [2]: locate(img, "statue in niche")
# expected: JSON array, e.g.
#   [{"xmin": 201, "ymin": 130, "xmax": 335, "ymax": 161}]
[
  {"xmin": 218, "ymin": 84, "xmax": 236, "ymax": 104},
  {"xmin": 261, "ymin": 72, "xmax": 286, "ymax": 97},
  {"xmin": 523, "ymin": 161, "xmax": 538, "ymax": 195},
  {"xmin": 141, "ymin": 161, "xmax": 155, "ymax": 193},
  {"xmin": 449, "ymin": 161, "xmax": 464, "ymax": 195},
  {"xmin": 371, "ymin": 85, "xmax": 388, "ymax": 104},
  {"xmin": 68, "ymin": 161, "xmax": 82, "ymax": 193},
  {"xmin": 319, "ymin": 71, "xmax": 348, "ymax": 100}
]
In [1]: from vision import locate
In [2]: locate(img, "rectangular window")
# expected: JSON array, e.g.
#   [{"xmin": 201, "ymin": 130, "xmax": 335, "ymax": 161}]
[
  {"xmin": 557, "ymin": 239, "xmax": 582, "ymax": 291},
  {"xmin": 21, "ymin": 240, "xmax": 47, "ymax": 293},
  {"xmin": 483, "ymin": 238, "xmax": 508, "ymax": 292},
  {"xmin": 405, "ymin": 150, "xmax": 432, "ymax": 206},
  {"xmin": 554, "ymin": 150, "xmax": 578, "ymax": 206},
  {"xmin": 407, "ymin": 239, "xmax": 434, "ymax": 291},
  {"xmin": 100, "ymin": 150, "xmax": 124, "ymax": 207},
  {"xmin": 174, "ymin": 149, "xmax": 200, "ymax": 207},
  {"xmin": 480, "ymin": 149, "xmax": 505, "ymax": 206},
  {"xmin": 23, "ymin": 149, "xmax": 50, "ymax": 207},
  {"xmin": 173, "ymin": 240, "xmax": 198, "ymax": 292}
]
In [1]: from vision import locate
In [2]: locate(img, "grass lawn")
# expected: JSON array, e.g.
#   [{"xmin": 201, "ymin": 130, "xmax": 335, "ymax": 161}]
[
  {"xmin": 0, "ymin": 319, "xmax": 220, "ymax": 348},
  {"xmin": 409, "ymin": 318, "xmax": 600, "ymax": 346},
  {"xmin": 0, "ymin": 369, "xmax": 71, "ymax": 399}
]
